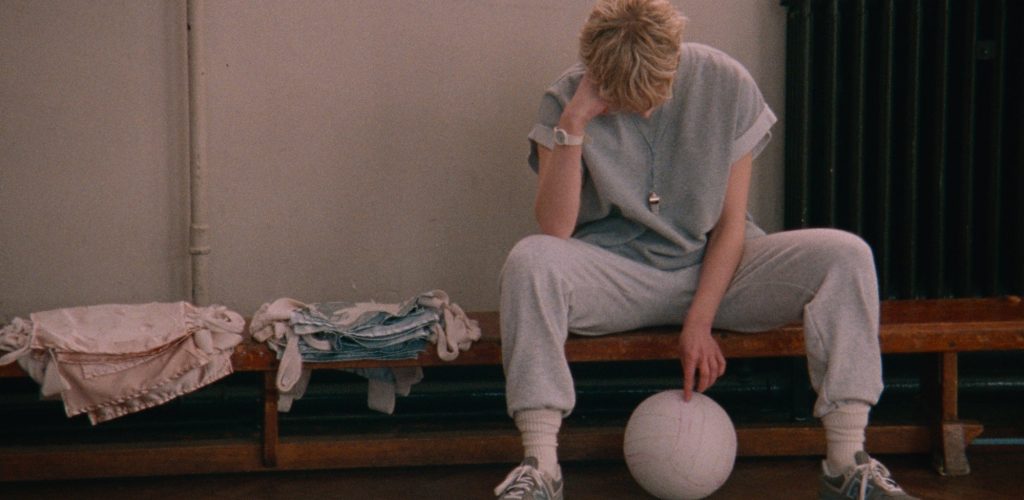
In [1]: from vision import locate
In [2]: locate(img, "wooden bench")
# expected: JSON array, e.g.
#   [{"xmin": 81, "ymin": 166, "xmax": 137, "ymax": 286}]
[{"xmin": 1, "ymin": 297, "xmax": 1022, "ymax": 481}]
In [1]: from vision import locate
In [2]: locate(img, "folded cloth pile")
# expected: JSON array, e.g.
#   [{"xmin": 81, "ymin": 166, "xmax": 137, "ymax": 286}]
[
  {"xmin": 250, "ymin": 289, "xmax": 480, "ymax": 414},
  {"xmin": 0, "ymin": 302, "xmax": 244, "ymax": 424},
  {"xmin": 292, "ymin": 299, "xmax": 439, "ymax": 361}
]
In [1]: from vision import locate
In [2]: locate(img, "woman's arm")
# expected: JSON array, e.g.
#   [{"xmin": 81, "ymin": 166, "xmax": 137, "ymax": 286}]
[
  {"xmin": 534, "ymin": 75, "xmax": 608, "ymax": 238},
  {"xmin": 678, "ymin": 152, "xmax": 753, "ymax": 400},
  {"xmin": 534, "ymin": 140, "xmax": 583, "ymax": 238}
]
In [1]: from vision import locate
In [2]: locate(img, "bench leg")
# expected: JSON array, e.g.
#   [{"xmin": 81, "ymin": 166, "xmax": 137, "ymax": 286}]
[
  {"xmin": 931, "ymin": 352, "xmax": 973, "ymax": 476},
  {"xmin": 936, "ymin": 421, "xmax": 970, "ymax": 476},
  {"xmin": 263, "ymin": 371, "xmax": 279, "ymax": 468}
]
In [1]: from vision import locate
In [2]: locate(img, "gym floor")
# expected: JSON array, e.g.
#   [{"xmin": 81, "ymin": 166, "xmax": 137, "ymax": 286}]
[{"xmin": 5, "ymin": 448, "xmax": 1022, "ymax": 499}]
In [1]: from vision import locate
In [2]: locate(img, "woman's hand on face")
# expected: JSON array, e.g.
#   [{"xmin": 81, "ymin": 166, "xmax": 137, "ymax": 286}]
[
  {"xmin": 678, "ymin": 324, "xmax": 727, "ymax": 401},
  {"xmin": 561, "ymin": 74, "xmax": 609, "ymax": 131}
]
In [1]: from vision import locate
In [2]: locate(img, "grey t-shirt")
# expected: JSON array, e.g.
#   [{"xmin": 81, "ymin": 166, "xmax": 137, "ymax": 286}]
[{"xmin": 527, "ymin": 43, "xmax": 777, "ymax": 270}]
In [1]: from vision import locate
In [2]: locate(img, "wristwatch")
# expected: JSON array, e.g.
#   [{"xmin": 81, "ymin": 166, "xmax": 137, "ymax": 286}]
[{"xmin": 553, "ymin": 127, "xmax": 585, "ymax": 146}]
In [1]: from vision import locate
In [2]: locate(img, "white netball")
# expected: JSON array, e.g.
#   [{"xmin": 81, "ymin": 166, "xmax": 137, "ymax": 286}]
[{"xmin": 623, "ymin": 391, "xmax": 737, "ymax": 499}]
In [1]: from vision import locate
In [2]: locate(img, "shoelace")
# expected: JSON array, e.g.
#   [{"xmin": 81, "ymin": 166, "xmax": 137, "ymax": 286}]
[
  {"xmin": 851, "ymin": 458, "xmax": 905, "ymax": 499},
  {"xmin": 494, "ymin": 464, "xmax": 547, "ymax": 500}
]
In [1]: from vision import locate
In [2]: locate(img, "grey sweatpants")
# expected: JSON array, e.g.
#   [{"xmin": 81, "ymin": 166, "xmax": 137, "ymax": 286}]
[{"xmin": 499, "ymin": 228, "xmax": 883, "ymax": 419}]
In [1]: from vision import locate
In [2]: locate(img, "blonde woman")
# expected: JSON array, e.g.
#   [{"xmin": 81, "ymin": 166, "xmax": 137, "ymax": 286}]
[{"xmin": 495, "ymin": 1, "xmax": 917, "ymax": 499}]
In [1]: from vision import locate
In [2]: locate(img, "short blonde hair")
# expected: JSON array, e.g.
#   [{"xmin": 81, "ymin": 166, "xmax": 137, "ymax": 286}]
[{"xmin": 579, "ymin": 0, "xmax": 686, "ymax": 114}]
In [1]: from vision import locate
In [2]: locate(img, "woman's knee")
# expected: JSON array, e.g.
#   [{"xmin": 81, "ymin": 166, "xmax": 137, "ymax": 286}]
[
  {"xmin": 820, "ymin": 229, "xmax": 874, "ymax": 269},
  {"xmin": 761, "ymin": 229, "xmax": 876, "ymax": 281},
  {"xmin": 793, "ymin": 229, "xmax": 877, "ymax": 283},
  {"xmin": 501, "ymin": 235, "xmax": 574, "ymax": 284}
]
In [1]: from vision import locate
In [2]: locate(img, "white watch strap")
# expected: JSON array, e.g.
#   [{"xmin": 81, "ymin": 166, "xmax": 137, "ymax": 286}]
[{"xmin": 553, "ymin": 127, "xmax": 585, "ymax": 146}]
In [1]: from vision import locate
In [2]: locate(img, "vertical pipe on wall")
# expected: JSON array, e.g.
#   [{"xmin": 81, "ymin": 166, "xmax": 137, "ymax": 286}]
[
  {"xmin": 987, "ymin": 0, "xmax": 1007, "ymax": 294},
  {"xmin": 955, "ymin": 0, "xmax": 979, "ymax": 296},
  {"xmin": 877, "ymin": 0, "xmax": 895, "ymax": 298},
  {"xmin": 824, "ymin": 0, "xmax": 840, "ymax": 228},
  {"xmin": 905, "ymin": 0, "xmax": 923, "ymax": 297},
  {"xmin": 850, "ymin": 0, "xmax": 868, "ymax": 236},
  {"xmin": 187, "ymin": 0, "xmax": 210, "ymax": 306},
  {"xmin": 784, "ymin": 0, "xmax": 812, "ymax": 229},
  {"xmin": 931, "ymin": 0, "xmax": 952, "ymax": 297},
  {"xmin": 1007, "ymin": 0, "xmax": 1023, "ymax": 294}
]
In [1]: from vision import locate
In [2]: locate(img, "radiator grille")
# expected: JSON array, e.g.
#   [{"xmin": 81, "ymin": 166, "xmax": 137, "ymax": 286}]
[{"xmin": 783, "ymin": 0, "xmax": 1024, "ymax": 299}]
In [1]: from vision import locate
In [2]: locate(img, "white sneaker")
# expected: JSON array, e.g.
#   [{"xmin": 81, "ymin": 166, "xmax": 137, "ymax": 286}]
[
  {"xmin": 494, "ymin": 457, "xmax": 563, "ymax": 500},
  {"xmin": 819, "ymin": 451, "xmax": 919, "ymax": 500}
]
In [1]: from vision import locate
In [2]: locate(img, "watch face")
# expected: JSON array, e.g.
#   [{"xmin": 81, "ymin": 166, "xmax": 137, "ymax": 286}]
[{"xmin": 554, "ymin": 128, "xmax": 567, "ymax": 145}]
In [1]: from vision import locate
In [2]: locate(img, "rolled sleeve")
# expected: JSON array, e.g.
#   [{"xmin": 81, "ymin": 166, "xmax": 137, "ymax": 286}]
[
  {"xmin": 529, "ymin": 123, "xmax": 556, "ymax": 151},
  {"xmin": 730, "ymin": 104, "xmax": 777, "ymax": 165},
  {"xmin": 526, "ymin": 93, "xmax": 564, "ymax": 173}
]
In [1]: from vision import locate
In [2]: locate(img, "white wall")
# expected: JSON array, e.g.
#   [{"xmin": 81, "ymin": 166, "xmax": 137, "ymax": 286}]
[
  {"xmin": 0, "ymin": 0, "xmax": 787, "ymax": 318},
  {"xmin": 1, "ymin": 0, "xmax": 190, "ymax": 318}
]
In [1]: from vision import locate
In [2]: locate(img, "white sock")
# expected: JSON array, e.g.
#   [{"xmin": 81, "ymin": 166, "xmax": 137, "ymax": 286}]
[
  {"xmin": 822, "ymin": 403, "xmax": 870, "ymax": 475},
  {"xmin": 515, "ymin": 409, "xmax": 562, "ymax": 479}
]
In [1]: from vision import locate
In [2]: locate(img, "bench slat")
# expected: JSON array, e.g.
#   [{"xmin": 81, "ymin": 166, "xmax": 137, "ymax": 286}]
[
  {"xmin": 233, "ymin": 297, "xmax": 1024, "ymax": 369},
  {"xmin": 1, "ymin": 298, "xmax": 1021, "ymax": 377}
]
